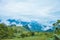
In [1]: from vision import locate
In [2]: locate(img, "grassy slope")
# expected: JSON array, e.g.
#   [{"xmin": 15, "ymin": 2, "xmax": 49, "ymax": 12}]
[
  {"xmin": 2, "ymin": 26, "xmax": 60, "ymax": 40},
  {"xmin": 2, "ymin": 36, "xmax": 54, "ymax": 40}
]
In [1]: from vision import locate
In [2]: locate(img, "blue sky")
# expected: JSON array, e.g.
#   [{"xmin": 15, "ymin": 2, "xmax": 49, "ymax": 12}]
[{"xmin": 0, "ymin": 0, "xmax": 60, "ymax": 24}]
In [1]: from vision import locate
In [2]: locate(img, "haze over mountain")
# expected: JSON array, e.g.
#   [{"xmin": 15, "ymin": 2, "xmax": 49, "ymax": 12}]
[{"xmin": 0, "ymin": 16, "xmax": 55, "ymax": 32}]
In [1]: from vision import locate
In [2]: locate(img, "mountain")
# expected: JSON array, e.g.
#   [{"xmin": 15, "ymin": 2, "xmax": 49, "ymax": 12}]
[
  {"xmin": 0, "ymin": 18, "xmax": 55, "ymax": 32},
  {"xmin": 0, "ymin": 19, "xmax": 1, "ymax": 22},
  {"xmin": 7, "ymin": 19, "xmax": 20, "ymax": 24},
  {"xmin": 7, "ymin": 19, "xmax": 54, "ymax": 32},
  {"xmin": 28, "ymin": 21, "xmax": 43, "ymax": 32}
]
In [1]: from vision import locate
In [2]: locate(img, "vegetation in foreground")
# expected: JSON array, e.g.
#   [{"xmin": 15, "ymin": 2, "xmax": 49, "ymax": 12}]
[{"xmin": 0, "ymin": 20, "xmax": 60, "ymax": 40}]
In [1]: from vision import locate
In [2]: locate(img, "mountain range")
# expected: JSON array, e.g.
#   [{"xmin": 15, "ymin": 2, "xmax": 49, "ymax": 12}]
[{"xmin": 0, "ymin": 17, "xmax": 55, "ymax": 32}]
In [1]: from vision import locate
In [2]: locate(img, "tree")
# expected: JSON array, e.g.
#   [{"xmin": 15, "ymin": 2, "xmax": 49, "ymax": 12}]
[
  {"xmin": 53, "ymin": 20, "xmax": 60, "ymax": 40},
  {"xmin": 0, "ymin": 23, "xmax": 14, "ymax": 39},
  {"xmin": 53, "ymin": 20, "xmax": 60, "ymax": 34}
]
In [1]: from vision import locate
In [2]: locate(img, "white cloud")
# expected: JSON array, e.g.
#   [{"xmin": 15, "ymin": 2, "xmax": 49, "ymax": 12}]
[
  {"xmin": 2, "ymin": 3, "xmax": 31, "ymax": 12},
  {"xmin": 42, "ymin": 25, "xmax": 53, "ymax": 31},
  {"xmin": 35, "ymin": 7, "xmax": 53, "ymax": 17},
  {"xmin": 0, "ymin": 0, "xmax": 60, "ymax": 23},
  {"xmin": 0, "ymin": 1, "xmax": 53, "ymax": 17}
]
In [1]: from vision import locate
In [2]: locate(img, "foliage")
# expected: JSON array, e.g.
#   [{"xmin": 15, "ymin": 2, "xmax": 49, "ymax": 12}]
[
  {"xmin": 53, "ymin": 20, "xmax": 60, "ymax": 40},
  {"xmin": 0, "ymin": 23, "xmax": 14, "ymax": 39}
]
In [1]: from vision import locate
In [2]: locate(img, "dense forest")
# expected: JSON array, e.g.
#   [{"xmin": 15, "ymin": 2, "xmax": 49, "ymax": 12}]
[{"xmin": 0, "ymin": 20, "xmax": 60, "ymax": 40}]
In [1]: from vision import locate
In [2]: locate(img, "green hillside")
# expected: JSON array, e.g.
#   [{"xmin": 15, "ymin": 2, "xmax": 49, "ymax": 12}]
[{"xmin": 0, "ymin": 20, "xmax": 60, "ymax": 40}]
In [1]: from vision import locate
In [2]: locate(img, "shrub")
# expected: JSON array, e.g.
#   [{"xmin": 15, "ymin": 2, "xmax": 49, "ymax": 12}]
[{"xmin": 0, "ymin": 23, "xmax": 14, "ymax": 39}]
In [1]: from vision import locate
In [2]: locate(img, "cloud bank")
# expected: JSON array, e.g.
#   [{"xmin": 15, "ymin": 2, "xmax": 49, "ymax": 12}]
[{"xmin": 0, "ymin": 0, "xmax": 60, "ymax": 24}]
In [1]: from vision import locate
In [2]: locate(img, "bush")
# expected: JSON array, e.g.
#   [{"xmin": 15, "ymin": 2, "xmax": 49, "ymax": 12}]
[{"xmin": 0, "ymin": 23, "xmax": 14, "ymax": 39}]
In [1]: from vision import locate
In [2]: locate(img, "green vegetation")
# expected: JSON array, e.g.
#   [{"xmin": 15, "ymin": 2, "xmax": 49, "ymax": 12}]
[
  {"xmin": 0, "ymin": 23, "xmax": 14, "ymax": 40},
  {"xmin": 0, "ymin": 20, "xmax": 60, "ymax": 40}
]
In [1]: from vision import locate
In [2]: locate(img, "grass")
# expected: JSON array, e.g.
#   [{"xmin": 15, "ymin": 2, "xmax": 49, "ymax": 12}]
[
  {"xmin": 2, "ymin": 36, "xmax": 53, "ymax": 40},
  {"xmin": 1, "ymin": 26, "xmax": 60, "ymax": 40},
  {"xmin": 2, "ymin": 32, "xmax": 55, "ymax": 40}
]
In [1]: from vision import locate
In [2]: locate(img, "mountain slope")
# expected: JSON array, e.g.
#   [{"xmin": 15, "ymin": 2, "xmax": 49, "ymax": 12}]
[{"xmin": 0, "ymin": 17, "xmax": 55, "ymax": 32}]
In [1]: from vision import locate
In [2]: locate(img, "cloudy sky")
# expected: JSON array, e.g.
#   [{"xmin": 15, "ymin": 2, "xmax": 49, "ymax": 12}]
[{"xmin": 0, "ymin": 0, "xmax": 60, "ymax": 24}]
